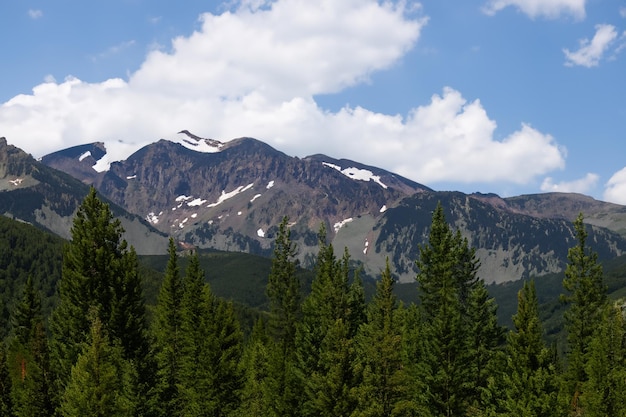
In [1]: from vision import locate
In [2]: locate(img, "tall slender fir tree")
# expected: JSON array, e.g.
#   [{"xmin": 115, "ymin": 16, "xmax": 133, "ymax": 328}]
[{"xmin": 561, "ymin": 213, "xmax": 607, "ymax": 412}]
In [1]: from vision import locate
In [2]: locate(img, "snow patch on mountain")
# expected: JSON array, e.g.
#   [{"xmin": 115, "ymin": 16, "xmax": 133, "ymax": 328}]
[
  {"xmin": 146, "ymin": 212, "xmax": 159, "ymax": 224},
  {"xmin": 79, "ymin": 151, "xmax": 91, "ymax": 161},
  {"xmin": 322, "ymin": 162, "xmax": 388, "ymax": 189},
  {"xmin": 188, "ymin": 198, "xmax": 206, "ymax": 207},
  {"xmin": 207, "ymin": 183, "xmax": 254, "ymax": 208},
  {"xmin": 334, "ymin": 217, "xmax": 353, "ymax": 233},
  {"xmin": 175, "ymin": 130, "xmax": 224, "ymax": 153}
]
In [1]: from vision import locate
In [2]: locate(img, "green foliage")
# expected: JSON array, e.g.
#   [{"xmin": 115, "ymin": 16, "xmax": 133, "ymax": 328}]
[
  {"xmin": 500, "ymin": 280, "xmax": 563, "ymax": 417},
  {"xmin": 0, "ymin": 341, "xmax": 14, "ymax": 417},
  {"xmin": 60, "ymin": 315, "xmax": 134, "ymax": 417},
  {"xmin": 579, "ymin": 304, "xmax": 626, "ymax": 416},
  {"xmin": 264, "ymin": 216, "xmax": 301, "ymax": 417},
  {"xmin": 8, "ymin": 276, "xmax": 55, "ymax": 417},
  {"xmin": 561, "ymin": 213, "xmax": 608, "ymax": 410},
  {"xmin": 415, "ymin": 202, "xmax": 503, "ymax": 415},
  {"xmin": 295, "ymin": 227, "xmax": 364, "ymax": 416},
  {"xmin": 0, "ymin": 216, "xmax": 64, "ymax": 338},
  {"xmin": 352, "ymin": 259, "xmax": 417, "ymax": 417},
  {"xmin": 152, "ymin": 238, "xmax": 184, "ymax": 416},
  {"xmin": 50, "ymin": 187, "xmax": 150, "ymax": 389},
  {"xmin": 236, "ymin": 319, "xmax": 271, "ymax": 417}
]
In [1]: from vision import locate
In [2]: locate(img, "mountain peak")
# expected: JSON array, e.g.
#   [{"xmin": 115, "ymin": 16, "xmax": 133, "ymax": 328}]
[{"xmin": 176, "ymin": 130, "xmax": 224, "ymax": 151}]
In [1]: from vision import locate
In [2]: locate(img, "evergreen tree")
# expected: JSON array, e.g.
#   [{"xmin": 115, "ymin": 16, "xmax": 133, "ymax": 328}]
[
  {"xmin": 9, "ymin": 276, "xmax": 55, "ymax": 417},
  {"xmin": 466, "ymin": 280, "xmax": 506, "ymax": 413},
  {"xmin": 352, "ymin": 259, "xmax": 416, "ymax": 417},
  {"xmin": 295, "ymin": 227, "xmax": 364, "ymax": 416},
  {"xmin": 501, "ymin": 280, "xmax": 563, "ymax": 417},
  {"xmin": 152, "ymin": 238, "xmax": 184, "ymax": 416},
  {"xmin": 209, "ymin": 298, "xmax": 244, "ymax": 416},
  {"xmin": 415, "ymin": 203, "xmax": 502, "ymax": 416},
  {"xmin": 60, "ymin": 315, "xmax": 133, "ymax": 417},
  {"xmin": 50, "ymin": 187, "xmax": 150, "ymax": 390},
  {"xmin": 561, "ymin": 213, "xmax": 607, "ymax": 412},
  {"xmin": 12, "ymin": 276, "xmax": 43, "ymax": 348},
  {"xmin": 178, "ymin": 251, "xmax": 244, "ymax": 417},
  {"xmin": 0, "ymin": 341, "xmax": 14, "ymax": 417},
  {"xmin": 265, "ymin": 217, "xmax": 301, "ymax": 417},
  {"xmin": 579, "ymin": 303, "xmax": 626, "ymax": 416},
  {"xmin": 236, "ymin": 319, "xmax": 271, "ymax": 417}
]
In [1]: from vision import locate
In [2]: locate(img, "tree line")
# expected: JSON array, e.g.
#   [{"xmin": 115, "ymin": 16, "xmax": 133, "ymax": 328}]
[{"xmin": 0, "ymin": 187, "xmax": 624, "ymax": 416}]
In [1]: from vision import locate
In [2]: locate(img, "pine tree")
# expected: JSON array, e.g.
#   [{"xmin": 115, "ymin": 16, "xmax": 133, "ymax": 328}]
[
  {"xmin": 579, "ymin": 303, "xmax": 626, "ymax": 416},
  {"xmin": 415, "ymin": 202, "xmax": 502, "ymax": 416},
  {"xmin": 352, "ymin": 259, "xmax": 416, "ymax": 417},
  {"xmin": 561, "ymin": 213, "xmax": 607, "ymax": 411},
  {"xmin": 12, "ymin": 276, "xmax": 43, "ymax": 348},
  {"xmin": 178, "ymin": 252, "xmax": 244, "ymax": 417},
  {"xmin": 50, "ymin": 187, "xmax": 150, "ymax": 390},
  {"xmin": 60, "ymin": 315, "xmax": 133, "ymax": 417},
  {"xmin": 501, "ymin": 280, "xmax": 563, "ymax": 417},
  {"xmin": 295, "ymin": 227, "xmax": 364, "ymax": 416},
  {"xmin": 0, "ymin": 341, "xmax": 14, "ymax": 417},
  {"xmin": 265, "ymin": 217, "xmax": 301, "ymax": 417},
  {"xmin": 466, "ymin": 280, "xmax": 506, "ymax": 413},
  {"xmin": 152, "ymin": 238, "xmax": 184, "ymax": 416},
  {"xmin": 9, "ymin": 276, "xmax": 55, "ymax": 417},
  {"xmin": 210, "ymin": 298, "xmax": 244, "ymax": 416},
  {"xmin": 236, "ymin": 319, "xmax": 271, "ymax": 417}
]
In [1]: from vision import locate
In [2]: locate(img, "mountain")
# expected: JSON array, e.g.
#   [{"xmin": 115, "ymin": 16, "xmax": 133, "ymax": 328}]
[
  {"xmin": 0, "ymin": 137, "xmax": 168, "ymax": 254},
  {"xmin": 37, "ymin": 132, "xmax": 626, "ymax": 284}
]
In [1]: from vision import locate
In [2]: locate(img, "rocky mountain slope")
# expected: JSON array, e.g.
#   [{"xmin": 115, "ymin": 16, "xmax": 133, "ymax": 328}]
[
  {"xmin": 0, "ymin": 137, "xmax": 168, "ymax": 254},
  {"xmin": 37, "ymin": 132, "xmax": 626, "ymax": 283}
]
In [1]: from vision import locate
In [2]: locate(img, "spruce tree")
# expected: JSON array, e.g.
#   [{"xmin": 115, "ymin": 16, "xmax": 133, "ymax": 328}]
[
  {"xmin": 502, "ymin": 280, "xmax": 563, "ymax": 417},
  {"xmin": 50, "ymin": 187, "xmax": 150, "ymax": 390},
  {"xmin": 295, "ymin": 227, "xmax": 364, "ymax": 416},
  {"xmin": 353, "ymin": 259, "xmax": 416, "ymax": 417},
  {"xmin": 152, "ymin": 238, "xmax": 184, "ymax": 416},
  {"xmin": 9, "ymin": 276, "xmax": 55, "ymax": 417},
  {"xmin": 561, "ymin": 213, "xmax": 607, "ymax": 411},
  {"xmin": 12, "ymin": 276, "xmax": 43, "ymax": 348},
  {"xmin": 580, "ymin": 303, "xmax": 626, "ymax": 416},
  {"xmin": 60, "ymin": 315, "xmax": 133, "ymax": 417},
  {"xmin": 415, "ymin": 202, "xmax": 502, "ymax": 415},
  {"xmin": 236, "ymin": 319, "xmax": 271, "ymax": 417},
  {"xmin": 265, "ymin": 217, "xmax": 301, "ymax": 417},
  {"xmin": 466, "ymin": 280, "xmax": 506, "ymax": 413},
  {"xmin": 0, "ymin": 341, "xmax": 14, "ymax": 417},
  {"xmin": 209, "ymin": 298, "xmax": 244, "ymax": 416}
]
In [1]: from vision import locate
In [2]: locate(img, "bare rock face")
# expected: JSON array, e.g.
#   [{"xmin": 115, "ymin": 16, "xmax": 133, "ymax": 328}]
[{"xmin": 37, "ymin": 134, "xmax": 626, "ymax": 283}]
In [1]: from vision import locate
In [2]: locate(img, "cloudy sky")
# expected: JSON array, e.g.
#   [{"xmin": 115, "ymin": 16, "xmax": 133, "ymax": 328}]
[{"xmin": 1, "ymin": 0, "xmax": 625, "ymax": 203}]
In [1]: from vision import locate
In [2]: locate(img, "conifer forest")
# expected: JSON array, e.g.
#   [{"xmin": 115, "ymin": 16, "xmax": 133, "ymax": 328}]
[{"xmin": 1, "ymin": 187, "xmax": 625, "ymax": 417}]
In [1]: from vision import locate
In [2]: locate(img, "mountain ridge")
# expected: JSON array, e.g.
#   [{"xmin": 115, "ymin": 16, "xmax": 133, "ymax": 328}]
[{"xmin": 8, "ymin": 133, "xmax": 626, "ymax": 283}]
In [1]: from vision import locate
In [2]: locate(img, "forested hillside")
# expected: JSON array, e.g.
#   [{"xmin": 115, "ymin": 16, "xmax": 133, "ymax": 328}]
[{"xmin": 1, "ymin": 190, "xmax": 626, "ymax": 415}]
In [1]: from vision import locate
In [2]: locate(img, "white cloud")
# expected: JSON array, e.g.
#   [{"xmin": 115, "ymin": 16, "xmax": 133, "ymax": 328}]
[
  {"xmin": 482, "ymin": 0, "xmax": 586, "ymax": 19},
  {"xmin": 131, "ymin": 0, "xmax": 426, "ymax": 100},
  {"xmin": 564, "ymin": 24, "xmax": 618, "ymax": 67},
  {"xmin": 620, "ymin": 7, "xmax": 626, "ymax": 18},
  {"xmin": 540, "ymin": 173, "xmax": 599, "ymax": 194},
  {"xmin": 604, "ymin": 168, "xmax": 626, "ymax": 205},
  {"xmin": 90, "ymin": 40, "xmax": 137, "ymax": 62},
  {"xmin": 0, "ymin": 0, "xmax": 565, "ymax": 188},
  {"xmin": 27, "ymin": 9, "xmax": 43, "ymax": 19}
]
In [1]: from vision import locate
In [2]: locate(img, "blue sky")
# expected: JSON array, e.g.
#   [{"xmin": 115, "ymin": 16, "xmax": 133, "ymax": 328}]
[{"xmin": 1, "ymin": 0, "xmax": 625, "ymax": 203}]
